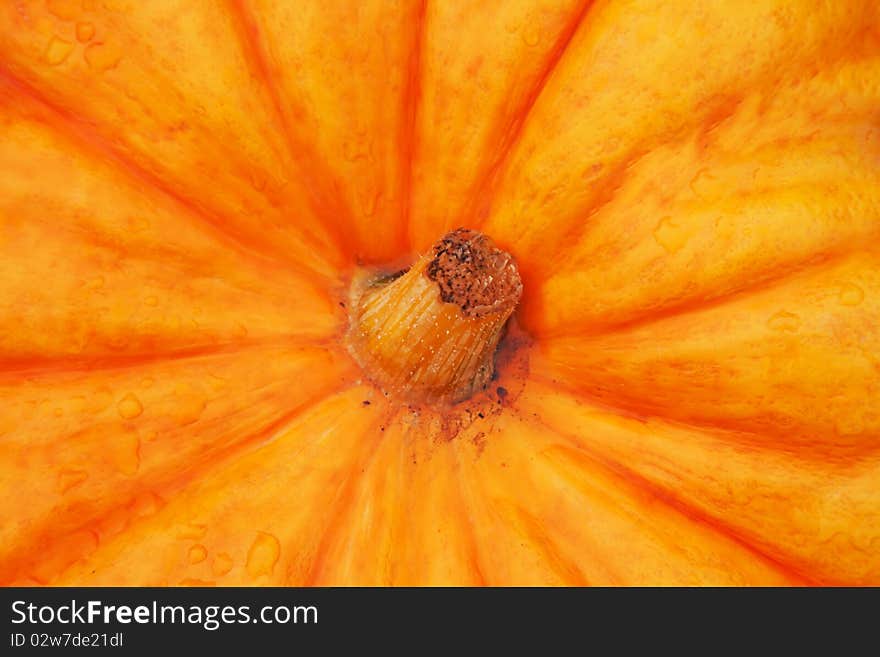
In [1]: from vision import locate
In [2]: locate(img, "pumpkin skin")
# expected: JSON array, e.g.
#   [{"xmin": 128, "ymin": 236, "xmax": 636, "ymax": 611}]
[{"xmin": 0, "ymin": 0, "xmax": 879, "ymax": 586}]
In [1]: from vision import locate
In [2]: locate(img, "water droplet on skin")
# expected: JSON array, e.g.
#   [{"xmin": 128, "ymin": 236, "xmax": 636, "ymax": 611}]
[
  {"xmin": 57, "ymin": 468, "xmax": 88, "ymax": 493},
  {"xmin": 768, "ymin": 311, "xmax": 801, "ymax": 332},
  {"xmin": 75, "ymin": 21, "xmax": 94, "ymax": 42},
  {"xmin": 130, "ymin": 491, "xmax": 162, "ymax": 517},
  {"xmin": 84, "ymin": 41, "xmax": 122, "ymax": 72},
  {"xmin": 177, "ymin": 523, "xmax": 208, "ymax": 540},
  {"xmin": 98, "ymin": 506, "xmax": 129, "ymax": 537},
  {"xmin": 838, "ymin": 283, "xmax": 864, "ymax": 307},
  {"xmin": 342, "ymin": 140, "xmax": 361, "ymax": 162},
  {"xmin": 689, "ymin": 168, "xmax": 717, "ymax": 198},
  {"xmin": 84, "ymin": 275, "xmax": 104, "ymax": 291},
  {"xmin": 835, "ymin": 415, "xmax": 864, "ymax": 436},
  {"xmin": 360, "ymin": 189, "xmax": 380, "ymax": 217},
  {"xmin": 127, "ymin": 216, "xmax": 150, "ymax": 232},
  {"xmin": 246, "ymin": 532, "xmax": 280, "ymax": 578},
  {"xmin": 653, "ymin": 217, "xmax": 692, "ymax": 254},
  {"xmin": 46, "ymin": 0, "xmax": 81, "ymax": 21},
  {"xmin": 207, "ymin": 374, "xmax": 229, "ymax": 392},
  {"xmin": 521, "ymin": 25, "xmax": 540, "ymax": 46},
  {"xmin": 68, "ymin": 395, "xmax": 87, "ymax": 413},
  {"xmin": 117, "ymin": 393, "xmax": 143, "ymax": 419},
  {"xmin": 44, "ymin": 36, "xmax": 74, "ymax": 66},
  {"xmin": 188, "ymin": 544, "xmax": 208, "ymax": 564},
  {"xmin": 582, "ymin": 162, "xmax": 604, "ymax": 181},
  {"xmin": 113, "ymin": 431, "xmax": 140, "ymax": 475},
  {"xmin": 173, "ymin": 383, "xmax": 206, "ymax": 426},
  {"xmin": 178, "ymin": 578, "xmax": 216, "ymax": 586},
  {"xmin": 212, "ymin": 553, "xmax": 234, "ymax": 576},
  {"xmin": 249, "ymin": 170, "xmax": 267, "ymax": 191},
  {"xmin": 88, "ymin": 389, "xmax": 114, "ymax": 414}
]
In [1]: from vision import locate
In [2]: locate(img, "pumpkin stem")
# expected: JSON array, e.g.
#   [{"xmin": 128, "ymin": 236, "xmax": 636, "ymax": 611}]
[{"xmin": 347, "ymin": 228, "xmax": 522, "ymax": 404}]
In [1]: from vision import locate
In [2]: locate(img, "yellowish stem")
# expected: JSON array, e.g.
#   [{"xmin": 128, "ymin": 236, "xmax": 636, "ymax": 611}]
[{"xmin": 347, "ymin": 229, "xmax": 522, "ymax": 404}]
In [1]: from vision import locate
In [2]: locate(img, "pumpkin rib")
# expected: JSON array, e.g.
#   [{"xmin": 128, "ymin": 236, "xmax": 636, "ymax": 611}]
[
  {"xmin": 16, "ymin": 375, "xmax": 363, "ymax": 586},
  {"xmin": 305, "ymin": 412, "xmax": 408, "ymax": 585},
  {"xmin": 430, "ymin": 0, "xmax": 596, "ymax": 244},
  {"xmin": 517, "ymin": 380, "xmax": 880, "ymax": 585},
  {"xmin": 522, "ymin": 50, "xmax": 880, "ymax": 336},
  {"xmin": 533, "ymin": 250, "xmax": 880, "ymax": 451},
  {"xmin": 483, "ymin": 1, "xmax": 880, "ymax": 267},
  {"xmin": 450, "ymin": 448, "xmax": 491, "ymax": 587},
  {"xmin": 225, "ymin": 0, "xmax": 361, "ymax": 260},
  {"xmin": 406, "ymin": 0, "xmax": 594, "ymax": 252},
  {"xmin": 0, "ymin": 2, "xmax": 349, "ymax": 277},
  {"xmin": 453, "ymin": 431, "xmax": 590, "ymax": 585},
  {"xmin": 0, "ymin": 344, "xmax": 359, "ymax": 585},
  {"xmin": 0, "ymin": 336, "xmax": 338, "ymax": 378},
  {"xmin": 400, "ymin": 422, "xmax": 488, "ymax": 586},
  {"xmin": 379, "ymin": 418, "xmax": 486, "ymax": 586},
  {"xmin": 237, "ymin": 0, "xmax": 424, "ymax": 263},
  {"xmin": 308, "ymin": 413, "xmax": 488, "ymax": 586},
  {"xmin": 456, "ymin": 409, "xmax": 799, "ymax": 585},
  {"xmin": 533, "ymin": 244, "xmax": 877, "ymax": 342},
  {"xmin": 303, "ymin": 404, "xmax": 401, "ymax": 585},
  {"xmin": 0, "ymin": 82, "xmax": 342, "ymax": 367},
  {"xmin": 398, "ymin": 0, "xmax": 428, "ymax": 257},
  {"xmin": 53, "ymin": 385, "xmax": 388, "ymax": 586},
  {"xmin": 520, "ymin": 403, "xmax": 816, "ymax": 585},
  {"xmin": 0, "ymin": 65, "xmax": 339, "ymax": 283}
]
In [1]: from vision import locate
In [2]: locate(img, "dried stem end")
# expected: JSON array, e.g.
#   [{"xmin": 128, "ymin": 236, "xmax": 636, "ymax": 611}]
[{"xmin": 347, "ymin": 229, "xmax": 523, "ymax": 404}]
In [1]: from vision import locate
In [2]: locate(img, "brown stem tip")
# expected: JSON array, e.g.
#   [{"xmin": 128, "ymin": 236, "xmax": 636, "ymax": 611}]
[
  {"xmin": 347, "ymin": 229, "xmax": 522, "ymax": 404},
  {"xmin": 426, "ymin": 230, "xmax": 523, "ymax": 317}
]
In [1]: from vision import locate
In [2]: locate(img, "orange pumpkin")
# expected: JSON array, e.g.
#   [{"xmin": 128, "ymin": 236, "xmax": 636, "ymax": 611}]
[{"xmin": 1, "ymin": 0, "xmax": 878, "ymax": 586}]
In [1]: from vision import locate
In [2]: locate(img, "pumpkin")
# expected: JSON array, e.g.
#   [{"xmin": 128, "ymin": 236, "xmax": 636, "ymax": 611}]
[{"xmin": 1, "ymin": 0, "xmax": 878, "ymax": 587}]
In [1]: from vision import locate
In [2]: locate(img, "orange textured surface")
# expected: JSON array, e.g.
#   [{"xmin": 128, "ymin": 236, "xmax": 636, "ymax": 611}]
[{"xmin": 0, "ymin": 0, "xmax": 878, "ymax": 585}]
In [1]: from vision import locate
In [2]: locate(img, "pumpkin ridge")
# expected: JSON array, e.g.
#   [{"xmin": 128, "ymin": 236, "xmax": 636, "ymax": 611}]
[
  {"xmin": 226, "ymin": 0, "xmax": 367, "ymax": 261},
  {"xmin": 0, "ymin": 65, "xmax": 341, "ymax": 281},
  {"xmin": 534, "ymin": 246, "xmax": 878, "ymax": 341},
  {"xmin": 47, "ymin": 385, "xmax": 381, "ymax": 585},
  {"xmin": 452, "ymin": 414, "xmax": 599, "ymax": 584},
  {"xmin": 3, "ymin": 0, "xmax": 878, "ymax": 587},
  {"xmin": 393, "ymin": 423, "xmax": 487, "ymax": 586},
  {"xmin": 448, "ymin": 442, "xmax": 489, "ymax": 587},
  {"xmin": 0, "ymin": 336, "xmax": 337, "ymax": 378},
  {"xmin": 0, "ymin": 348, "xmax": 359, "ymax": 585},
  {"xmin": 517, "ymin": 410, "xmax": 808, "ymax": 581},
  {"xmin": 538, "ymin": 93, "xmax": 880, "ymax": 282},
  {"xmin": 530, "ymin": 360, "xmax": 878, "ymax": 456},
  {"xmin": 483, "ymin": 4, "xmax": 880, "ymax": 268},
  {"xmin": 305, "ymin": 406, "xmax": 405, "ymax": 584},
  {"xmin": 461, "ymin": 0, "xmax": 597, "ymax": 234},
  {"xmin": 538, "ymin": 440, "xmax": 813, "ymax": 585},
  {"xmin": 303, "ymin": 408, "xmax": 392, "ymax": 585},
  {"xmin": 525, "ymin": 371, "xmax": 880, "ymax": 470},
  {"xmin": 533, "ymin": 250, "xmax": 880, "ymax": 450},
  {"xmin": 399, "ymin": 0, "xmax": 428, "ymax": 254},
  {"xmin": 505, "ymin": 503, "xmax": 591, "ymax": 586},
  {"xmin": 474, "ymin": 411, "xmax": 805, "ymax": 584},
  {"xmin": 518, "ymin": 382, "xmax": 879, "ymax": 584}
]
